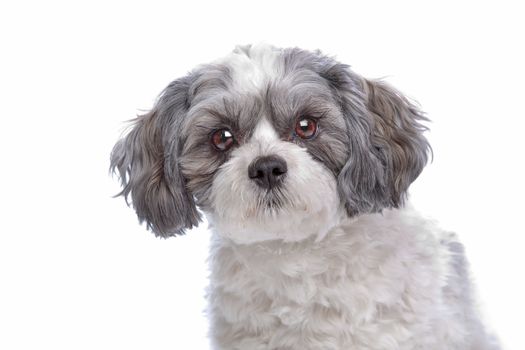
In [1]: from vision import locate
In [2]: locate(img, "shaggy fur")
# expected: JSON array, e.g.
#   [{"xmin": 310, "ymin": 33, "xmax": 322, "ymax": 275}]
[{"xmin": 111, "ymin": 44, "xmax": 499, "ymax": 349}]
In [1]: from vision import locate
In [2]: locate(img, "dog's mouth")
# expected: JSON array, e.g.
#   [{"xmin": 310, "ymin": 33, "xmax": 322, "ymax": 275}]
[
  {"xmin": 238, "ymin": 190, "xmax": 292, "ymax": 220},
  {"xmin": 260, "ymin": 189, "xmax": 286, "ymax": 210}
]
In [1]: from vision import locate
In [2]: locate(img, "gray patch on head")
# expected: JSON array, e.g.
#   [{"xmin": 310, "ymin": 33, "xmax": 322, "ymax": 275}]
[
  {"xmin": 179, "ymin": 69, "xmax": 265, "ymax": 210},
  {"xmin": 266, "ymin": 50, "xmax": 350, "ymax": 174},
  {"xmin": 279, "ymin": 48, "xmax": 431, "ymax": 215}
]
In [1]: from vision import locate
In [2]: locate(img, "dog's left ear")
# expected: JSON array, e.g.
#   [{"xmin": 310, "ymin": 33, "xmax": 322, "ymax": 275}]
[
  {"xmin": 325, "ymin": 65, "xmax": 430, "ymax": 215},
  {"xmin": 363, "ymin": 79, "xmax": 431, "ymax": 206}
]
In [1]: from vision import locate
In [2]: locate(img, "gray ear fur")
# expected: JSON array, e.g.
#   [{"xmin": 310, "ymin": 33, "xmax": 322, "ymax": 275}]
[
  {"xmin": 110, "ymin": 76, "xmax": 201, "ymax": 237},
  {"xmin": 363, "ymin": 79, "xmax": 431, "ymax": 208},
  {"xmin": 328, "ymin": 66, "xmax": 431, "ymax": 215}
]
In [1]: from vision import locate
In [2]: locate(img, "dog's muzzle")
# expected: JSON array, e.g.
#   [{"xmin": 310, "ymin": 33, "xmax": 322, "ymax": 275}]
[{"xmin": 248, "ymin": 155, "xmax": 287, "ymax": 190}]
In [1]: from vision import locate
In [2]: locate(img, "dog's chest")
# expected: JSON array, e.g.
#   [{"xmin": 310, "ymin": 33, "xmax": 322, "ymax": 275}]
[{"xmin": 206, "ymin": 218, "xmax": 466, "ymax": 350}]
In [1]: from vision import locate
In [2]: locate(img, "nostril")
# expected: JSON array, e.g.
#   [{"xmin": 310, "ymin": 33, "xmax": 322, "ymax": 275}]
[
  {"xmin": 272, "ymin": 167, "xmax": 285, "ymax": 176},
  {"xmin": 256, "ymin": 170, "xmax": 264, "ymax": 179}
]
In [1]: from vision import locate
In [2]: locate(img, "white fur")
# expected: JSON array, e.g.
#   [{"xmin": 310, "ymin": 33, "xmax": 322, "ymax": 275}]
[
  {"xmin": 207, "ymin": 206, "xmax": 499, "ymax": 350},
  {"xmin": 215, "ymin": 43, "xmax": 282, "ymax": 93},
  {"xmin": 252, "ymin": 118, "xmax": 280, "ymax": 142}
]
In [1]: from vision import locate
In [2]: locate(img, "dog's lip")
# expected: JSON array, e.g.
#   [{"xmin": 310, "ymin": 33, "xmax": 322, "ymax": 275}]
[
  {"xmin": 261, "ymin": 195, "xmax": 281, "ymax": 207},
  {"xmin": 257, "ymin": 189, "xmax": 286, "ymax": 209}
]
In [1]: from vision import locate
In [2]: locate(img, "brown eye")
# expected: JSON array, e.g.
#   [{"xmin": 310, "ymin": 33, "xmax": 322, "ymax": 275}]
[
  {"xmin": 295, "ymin": 118, "xmax": 317, "ymax": 139},
  {"xmin": 211, "ymin": 129, "xmax": 234, "ymax": 151}
]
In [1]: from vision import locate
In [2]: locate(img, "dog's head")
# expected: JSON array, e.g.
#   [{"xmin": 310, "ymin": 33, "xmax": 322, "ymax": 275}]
[{"xmin": 111, "ymin": 44, "xmax": 430, "ymax": 243}]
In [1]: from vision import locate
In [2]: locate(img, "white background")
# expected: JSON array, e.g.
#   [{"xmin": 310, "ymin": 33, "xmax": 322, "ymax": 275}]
[{"xmin": 1, "ymin": 1, "xmax": 523, "ymax": 349}]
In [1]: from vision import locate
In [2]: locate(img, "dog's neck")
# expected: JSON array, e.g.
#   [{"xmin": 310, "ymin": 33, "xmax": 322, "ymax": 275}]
[
  {"xmin": 207, "ymin": 213, "xmax": 365, "ymax": 280},
  {"xmin": 207, "ymin": 205, "xmax": 417, "ymax": 275}
]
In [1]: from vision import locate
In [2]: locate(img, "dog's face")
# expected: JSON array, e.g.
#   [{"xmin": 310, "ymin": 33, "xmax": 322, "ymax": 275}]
[{"xmin": 111, "ymin": 44, "xmax": 430, "ymax": 243}]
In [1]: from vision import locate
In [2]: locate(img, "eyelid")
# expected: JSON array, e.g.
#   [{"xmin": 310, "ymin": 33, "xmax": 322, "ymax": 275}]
[
  {"xmin": 297, "ymin": 107, "xmax": 330, "ymax": 120},
  {"xmin": 207, "ymin": 125, "xmax": 232, "ymax": 137}
]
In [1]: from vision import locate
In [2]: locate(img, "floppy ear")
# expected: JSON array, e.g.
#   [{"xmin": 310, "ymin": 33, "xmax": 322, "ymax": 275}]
[
  {"xmin": 110, "ymin": 77, "xmax": 201, "ymax": 237},
  {"xmin": 363, "ymin": 79, "xmax": 431, "ymax": 207},
  {"xmin": 326, "ymin": 64, "xmax": 430, "ymax": 215}
]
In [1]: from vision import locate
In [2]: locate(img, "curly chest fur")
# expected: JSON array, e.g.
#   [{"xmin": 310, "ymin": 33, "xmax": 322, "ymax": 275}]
[{"xmin": 206, "ymin": 209, "xmax": 491, "ymax": 350}]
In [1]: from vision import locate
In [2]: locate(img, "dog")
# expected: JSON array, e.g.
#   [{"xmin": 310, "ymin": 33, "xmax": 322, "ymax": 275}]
[{"xmin": 110, "ymin": 44, "xmax": 499, "ymax": 349}]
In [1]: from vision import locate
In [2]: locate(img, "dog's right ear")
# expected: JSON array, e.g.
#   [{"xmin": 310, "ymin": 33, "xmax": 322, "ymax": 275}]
[{"xmin": 110, "ymin": 76, "xmax": 201, "ymax": 237}]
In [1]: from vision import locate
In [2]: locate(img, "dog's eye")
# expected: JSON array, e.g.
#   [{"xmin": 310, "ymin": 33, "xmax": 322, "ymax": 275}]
[
  {"xmin": 295, "ymin": 118, "xmax": 317, "ymax": 139},
  {"xmin": 211, "ymin": 129, "xmax": 235, "ymax": 151}
]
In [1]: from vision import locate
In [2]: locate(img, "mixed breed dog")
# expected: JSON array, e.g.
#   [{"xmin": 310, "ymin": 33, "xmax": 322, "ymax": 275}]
[{"xmin": 111, "ymin": 44, "xmax": 500, "ymax": 349}]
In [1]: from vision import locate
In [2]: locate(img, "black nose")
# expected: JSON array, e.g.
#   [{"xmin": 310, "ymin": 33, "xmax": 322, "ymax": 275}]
[{"xmin": 248, "ymin": 155, "xmax": 288, "ymax": 189}]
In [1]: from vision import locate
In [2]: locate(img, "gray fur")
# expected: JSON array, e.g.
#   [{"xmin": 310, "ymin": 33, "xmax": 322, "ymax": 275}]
[
  {"xmin": 110, "ymin": 75, "xmax": 201, "ymax": 237},
  {"xmin": 111, "ymin": 45, "xmax": 430, "ymax": 235},
  {"xmin": 179, "ymin": 69, "xmax": 264, "ymax": 210},
  {"xmin": 330, "ymin": 61, "xmax": 431, "ymax": 215},
  {"xmin": 363, "ymin": 79, "xmax": 431, "ymax": 207},
  {"xmin": 278, "ymin": 48, "xmax": 431, "ymax": 216}
]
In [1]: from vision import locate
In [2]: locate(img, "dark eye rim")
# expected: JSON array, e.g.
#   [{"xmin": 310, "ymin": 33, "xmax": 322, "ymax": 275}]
[
  {"xmin": 294, "ymin": 116, "xmax": 319, "ymax": 140},
  {"xmin": 210, "ymin": 128, "xmax": 235, "ymax": 151}
]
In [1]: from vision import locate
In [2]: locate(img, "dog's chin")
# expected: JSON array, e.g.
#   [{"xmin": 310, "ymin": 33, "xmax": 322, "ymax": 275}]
[{"xmin": 207, "ymin": 190, "xmax": 344, "ymax": 245}]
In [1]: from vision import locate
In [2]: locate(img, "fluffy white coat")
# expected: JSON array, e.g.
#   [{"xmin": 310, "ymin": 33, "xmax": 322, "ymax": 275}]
[{"xmin": 207, "ymin": 207, "xmax": 499, "ymax": 350}]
